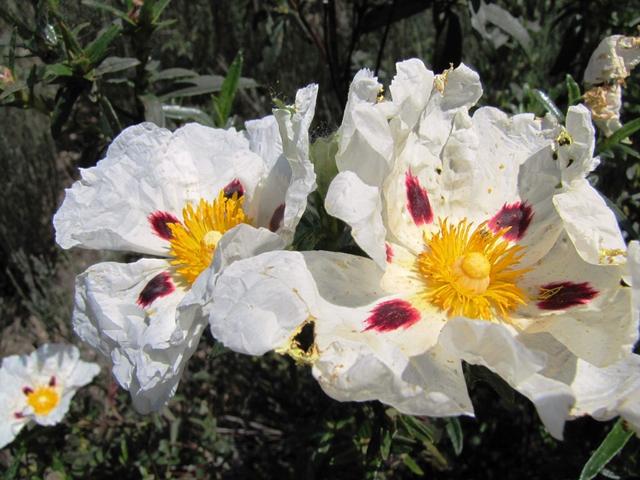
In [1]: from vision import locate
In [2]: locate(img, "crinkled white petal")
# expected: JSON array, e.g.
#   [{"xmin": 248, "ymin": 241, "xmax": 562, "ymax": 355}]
[
  {"xmin": 584, "ymin": 35, "xmax": 640, "ymax": 85},
  {"xmin": 273, "ymin": 84, "xmax": 318, "ymax": 244},
  {"xmin": 336, "ymin": 69, "xmax": 394, "ymax": 186},
  {"xmin": 553, "ymin": 179, "xmax": 626, "ymax": 265},
  {"xmin": 517, "ymin": 233, "xmax": 635, "ymax": 366},
  {"xmin": 0, "ymin": 386, "xmax": 27, "ymax": 449},
  {"xmin": 438, "ymin": 318, "xmax": 574, "ymax": 439},
  {"xmin": 54, "ymin": 123, "xmax": 265, "ymax": 256},
  {"xmin": 558, "ymin": 105, "xmax": 599, "ymax": 184},
  {"xmin": 207, "ymin": 250, "xmax": 320, "ymax": 355},
  {"xmin": 72, "ymin": 259, "xmax": 204, "ymax": 413},
  {"xmin": 388, "ymin": 58, "xmax": 435, "ymax": 130},
  {"xmin": 326, "ymin": 171, "xmax": 387, "ymax": 267}
]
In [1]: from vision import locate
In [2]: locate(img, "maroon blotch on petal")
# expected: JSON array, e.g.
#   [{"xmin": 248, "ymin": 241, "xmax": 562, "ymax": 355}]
[
  {"xmin": 49, "ymin": 376, "xmax": 56, "ymax": 387},
  {"xmin": 488, "ymin": 201, "xmax": 533, "ymax": 241},
  {"xmin": 385, "ymin": 243, "xmax": 394, "ymax": 263},
  {"xmin": 269, "ymin": 203, "xmax": 285, "ymax": 232},
  {"xmin": 137, "ymin": 272, "xmax": 175, "ymax": 308},
  {"xmin": 537, "ymin": 281, "xmax": 598, "ymax": 310},
  {"xmin": 405, "ymin": 171, "xmax": 433, "ymax": 225},
  {"xmin": 148, "ymin": 211, "xmax": 180, "ymax": 240},
  {"xmin": 22, "ymin": 386, "xmax": 33, "ymax": 396},
  {"xmin": 14, "ymin": 412, "xmax": 25, "ymax": 419},
  {"xmin": 364, "ymin": 299, "xmax": 421, "ymax": 332},
  {"xmin": 223, "ymin": 179, "xmax": 244, "ymax": 198}
]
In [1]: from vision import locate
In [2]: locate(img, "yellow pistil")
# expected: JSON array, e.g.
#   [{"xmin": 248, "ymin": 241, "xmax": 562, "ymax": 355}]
[
  {"xmin": 169, "ymin": 190, "xmax": 250, "ymax": 285},
  {"xmin": 26, "ymin": 386, "xmax": 60, "ymax": 416},
  {"xmin": 416, "ymin": 219, "xmax": 529, "ymax": 320}
]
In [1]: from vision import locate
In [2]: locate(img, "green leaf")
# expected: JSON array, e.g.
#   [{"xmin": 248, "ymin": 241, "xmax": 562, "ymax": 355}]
[
  {"xmin": 162, "ymin": 105, "xmax": 214, "ymax": 127},
  {"xmin": 598, "ymin": 117, "xmax": 640, "ymax": 153},
  {"xmin": 566, "ymin": 74, "xmax": 581, "ymax": 107},
  {"xmin": 44, "ymin": 63, "xmax": 74, "ymax": 80},
  {"xmin": 310, "ymin": 134, "xmax": 339, "ymax": 199},
  {"xmin": 532, "ymin": 89, "xmax": 564, "ymax": 121},
  {"xmin": 213, "ymin": 51, "xmax": 243, "ymax": 127},
  {"xmin": 56, "ymin": 19, "xmax": 84, "ymax": 58},
  {"xmin": 149, "ymin": 67, "xmax": 198, "ymax": 82},
  {"xmin": 152, "ymin": 0, "xmax": 172, "ymax": 22},
  {"xmin": 402, "ymin": 453, "xmax": 425, "ymax": 475},
  {"xmin": 579, "ymin": 419, "xmax": 634, "ymax": 480},
  {"xmin": 445, "ymin": 417, "xmax": 463, "ymax": 456},
  {"xmin": 158, "ymin": 75, "xmax": 225, "ymax": 100},
  {"xmin": 398, "ymin": 414, "xmax": 436, "ymax": 444},
  {"xmin": 94, "ymin": 56, "xmax": 141, "ymax": 76},
  {"xmin": 85, "ymin": 25, "xmax": 122, "ymax": 66}
]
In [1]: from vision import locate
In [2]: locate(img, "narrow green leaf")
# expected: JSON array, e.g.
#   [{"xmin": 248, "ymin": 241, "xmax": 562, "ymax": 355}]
[
  {"xmin": 85, "ymin": 24, "xmax": 122, "ymax": 66},
  {"xmin": 0, "ymin": 6, "xmax": 33, "ymax": 39},
  {"xmin": 81, "ymin": 0, "xmax": 135, "ymax": 24},
  {"xmin": 158, "ymin": 75, "xmax": 224, "ymax": 100},
  {"xmin": 152, "ymin": 0, "xmax": 172, "ymax": 22},
  {"xmin": 566, "ymin": 74, "xmax": 581, "ymax": 107},
  {"xmin": 612, "ymin": 143, "xmax": 640, "ymax": 161},
  {"xmin": 162, "ymin": 104, "xmax": 214, "ymax": 127},
  {"xmin": 213, "ymin": 51, "xmax": 243, "ymax": 127},
  {"xmin": 445, "ymin": 417, "xmax": 464, "ymax": 456},
  {"xmin": 598, "ymin": 117, "xmax": 640, "ymax": 153},
  {"xmin": 44, "ymin": 63, "xmax": 74, "ymax": 80},
  {"xmin": 56, "ymin": 19, "xmax": 83, "ymax": 58},
  {"xmin": 532, "ymin": 89, "xmax": 564, "ymax": 121},
  {"xmin": 94, "ymin": 56, "xmax": 140, "ymax": 76},
  {"xmin": 99, "ymin": 95, "xmax": 123, "ymax": 135},
  {"xmin": 149, "ymin": 67, "xmax": 198, "ymax": 82},
  {"xmin": 402, "ymin": 454, "xmax": 425, "ymax": 475},
  {"xmin": 579, "ymin": 419, "xmax": 633, "ymax": 480},
  {"xmin": 398, "ymin": 414, "xmax": 436, "ymax": 444}
]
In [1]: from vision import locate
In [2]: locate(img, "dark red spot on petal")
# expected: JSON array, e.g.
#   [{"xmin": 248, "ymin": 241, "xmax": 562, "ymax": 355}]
[
  {"xmin": 14, "ymin": 412, "xmax": 24, "ymax": 419},
  {"xmin": 49, "ymin": 376, "xmax": 56, "ymax": 387},
  {"xmin": 22, "ymin": 387, "xmax": 33, "ymax": 395},
  {"xmin": 148, "ymin": 211, "xmax": 180, "ymax": 240},
  {"xmin": 405, "ymin": 171, "xmax": 433, "ymax": 225},
  {"xmin": 269, "ymin": 203, "xmax": 285, "ymax": 232},
  {"xmin": 364, "ymin": 299, "xmax": 421, "ymax": 332},
  {"xmin": 385, "ymin": 243, "xmax": 394, "ymax": 263},
  {"xmin": 488, "ymin": 201, "xmax": 533, "ymax": 241},
  {"xmin": 223, "ymin": 179, "xmax": 244, "ymax": 198},
  {"xmin": 137, "ymin": 272, "xmax": 175, "ymax": 308},
  {"xmin": 537, "ymin": 281, "xmax": 598, "ymax": 310}
]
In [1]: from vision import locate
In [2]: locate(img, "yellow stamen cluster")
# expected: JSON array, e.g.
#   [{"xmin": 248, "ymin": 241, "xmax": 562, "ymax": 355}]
[
  {"xmin": 416, "ymin": 219, "xmax": 529, "ymax": 320},
  {"xmin": 169, "ymin": 191, "xmax": 249, "ymax": 285},
  {"xmin": 26, "ymin": 386, "xmax": 60, "ymax": 416}
]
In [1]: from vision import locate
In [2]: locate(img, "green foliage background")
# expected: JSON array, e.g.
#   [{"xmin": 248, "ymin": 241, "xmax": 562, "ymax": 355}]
[{"xmin": 0, "ymin": 0, "xmax": 639, "ymax": 478}]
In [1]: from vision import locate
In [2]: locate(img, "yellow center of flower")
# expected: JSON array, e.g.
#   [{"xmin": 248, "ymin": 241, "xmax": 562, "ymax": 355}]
[
  {"xmin": 26, "ymin": 387, "xmax": 60, "ymax": 416},
  {"xmin": 169, "ymin": 191, "xmax": 249, "ymax": 285},
  {"xmin": 416, "ymin": 219, "xmax": 529, "ymax": 320}
]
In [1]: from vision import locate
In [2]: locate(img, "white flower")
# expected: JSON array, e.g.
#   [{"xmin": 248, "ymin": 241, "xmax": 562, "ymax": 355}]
[
  {"xmin": 54, "ymin": 85, "xmax": 317, "ymax": 413},
  {"xmin": 0, "ymin": 344, "xmax": 99, "ymax": 449},
  {"xmin": 204, "ymin": 60, "xmax": 639, "ymax": 439},
  {"xmin": 583, "ymin": 34, "xmax": 640, "ymax": 137},
  {"xmin": 469, "ymin": 0, "xmax": 532, "ymax": 51},
  {"xmin": 584, "ymin": 35, "xmax": 640, "ymax": 86}
]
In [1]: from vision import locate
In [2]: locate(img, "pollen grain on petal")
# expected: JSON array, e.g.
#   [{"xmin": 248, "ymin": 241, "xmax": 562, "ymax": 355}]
[
  {"xmin": 364, "ymin": 299, "xmax": 421, "ymax": 332},
  {"xmin": 148, "ymin": 211, "xmax": 181, "ymax": 240},
  {"xmin": 137, "ymin": 271, "xmax": 175, "ymax": 308},
  {"xmin": 536, "ymin": 281, "xmax": 598, "ymax": 310},
  {"xmin": 405, "ymin": 171, "xmax": 433, "ymax": 226},
  {"xmin": 488, "ymin": 201, "xmax": 533, "ymax": 241}
]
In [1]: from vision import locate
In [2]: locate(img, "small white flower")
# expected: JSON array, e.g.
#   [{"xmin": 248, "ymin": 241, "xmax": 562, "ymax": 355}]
[
  {"xmin": 0, "ymin": 344, "xmax": 99, "ymax": 449},
  {"xmin": 54, "ymin": 85, "xmax": 318, "ymax": 412},
  {"xmin": 205, "ymin": 60, "xmax": 639, "ymax": 439}
]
